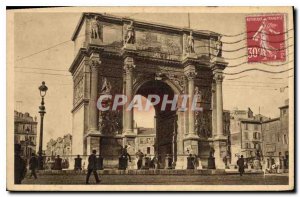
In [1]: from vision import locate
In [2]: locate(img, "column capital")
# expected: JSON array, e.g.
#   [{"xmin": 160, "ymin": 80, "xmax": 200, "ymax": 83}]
[
  {"xmin": 89, "ymin": 53, "xmax": 101, "ymax": 70},
  {"xmin": 184, "ymin": 64, "xmax": 197, "ymax": 80},
  {"xmin": 213, "ymin": 73, "xmax": 224, "ymax": 83},
  {"xmin": 211, "ymin": 58, "xmax": 228, "ymax": 71},
  {"xmin": 123, "ymin": 56, "xmax": 136, "ymax": 73},
  {"xmin": 185, "ymin": 71, "xmax": 197, "ymax": 80}
]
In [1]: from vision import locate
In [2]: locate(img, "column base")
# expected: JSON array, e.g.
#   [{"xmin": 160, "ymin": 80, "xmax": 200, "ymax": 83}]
[
  {"xmin": 184, "ymin": 133, "xmax": 200, "ymax": 140},
  {"xmin": 213, "ymin": 135, "xmax": 227, "ymax": 169},
  {"xmin": 123, "ymin": 129, "xmax": 136, "ymax": 137},
  {"xmin": 175, "ymin": 156, "xmax": 186, "ymax": 169},
  {"xmin": 87, "ymin": 128, "xmax": 99, "ymax": 134}
]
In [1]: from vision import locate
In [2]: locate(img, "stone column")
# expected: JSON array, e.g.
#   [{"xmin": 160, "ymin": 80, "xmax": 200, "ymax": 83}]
[
  {"xmin": 184, "ymin": 64, "xmax": 198, "ymax": 139},
  {"xmin": 214, "ymin": 73, "xmax": 224, "ymax": 137},
  {"xmin": 211, "ymin": 81, "xmax": 217, "ymax": 137},
  {"xmin": 88, "ymin": 53, "xmax": 101, "ymax": 132},
  {"xmin": 211, "ymin": 58, "xmax": 228, "ymax": 169},
  {"xmin": 123, "ymin": 56, "xmax": 135, "ymax": 135}
]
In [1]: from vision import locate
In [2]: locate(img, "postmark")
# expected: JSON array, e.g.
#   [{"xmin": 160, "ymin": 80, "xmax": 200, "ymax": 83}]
[{"xmin": 246, "ymin": 14, "xmax": 286, "ymax": 62}]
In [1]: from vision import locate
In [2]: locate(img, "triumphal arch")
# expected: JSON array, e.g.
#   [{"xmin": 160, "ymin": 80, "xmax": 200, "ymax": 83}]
[{"xmin": 69, "ymin": 13, "xmax": 228, "ymax": 169}]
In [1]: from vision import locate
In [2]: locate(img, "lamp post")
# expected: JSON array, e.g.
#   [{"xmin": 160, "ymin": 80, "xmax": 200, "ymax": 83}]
[
  {"xmin": 25, "ymin": 127, "xmax": 30, "ymax": 161},
  {"xmin": 38, "ymin": 81, "xmax": 48, "ymax": 170}
]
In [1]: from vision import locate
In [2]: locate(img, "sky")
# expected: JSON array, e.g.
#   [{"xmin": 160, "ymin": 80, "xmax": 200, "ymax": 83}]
[{"xmin": 13, "ymin": 10, "xmax": 292, "ymax": 148}]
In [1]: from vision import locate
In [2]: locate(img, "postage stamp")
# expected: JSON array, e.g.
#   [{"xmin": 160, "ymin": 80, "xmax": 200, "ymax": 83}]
[{"xmin": 246, "ymin": 14, "xmax": 286, "ymax": 63}]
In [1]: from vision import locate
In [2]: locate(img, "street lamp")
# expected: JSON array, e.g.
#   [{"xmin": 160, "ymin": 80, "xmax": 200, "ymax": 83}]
[
  {"xmin": 25, "ymin": 127, "xmax": 30, "ymax": 161},
  {"xmin": 38, "ymin": 81, "xmax": 48, "ymax": 170}
]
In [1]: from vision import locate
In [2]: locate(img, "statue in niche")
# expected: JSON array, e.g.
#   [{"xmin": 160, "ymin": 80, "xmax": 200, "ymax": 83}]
[
  {"xmin": 100, "ymin": 78, "xmax": 112, "ymax": 95},
  {"xmin": 186, "ymin": 31, "xmax": 195, "ymax": 53},
  {"xmin": 215, "ymin": 36, "xmax": 223, "ymax": 57},
  {"xmin": 90, "ymin": 16, "xmax": 101, "ymax": 39},
  {"xmin": 194, "ymin": 87, "xmax": 203, "ymax": 102},
  {"xmin": 124, "ymin": 21, "xmax": 135, "ymax": 45}
]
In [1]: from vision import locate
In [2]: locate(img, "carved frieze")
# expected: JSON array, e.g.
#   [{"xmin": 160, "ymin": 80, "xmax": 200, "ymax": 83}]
[
  {"xmin": 73, "ymin": 68, "xmax": 84, "ymax": 105},
  {"xmin": 165, "ymin": 73, "xmax": 185, "ymax": 93},
  {"xmin": 135, "ymin": 29, "xmax": 182, "ymax": 61}
]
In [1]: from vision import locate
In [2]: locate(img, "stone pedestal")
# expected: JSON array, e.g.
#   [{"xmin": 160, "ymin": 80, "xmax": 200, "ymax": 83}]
[
  {"xmin": 213, "ymin": 137, "xmax": 227, "ymax": 169},
  {"xmin": 175, "ymin": 155, "xmax": 186, "ymax": 169},
  {"xmin": 86, "ymin": 135, "xmax": 100, "ymax": 155}
]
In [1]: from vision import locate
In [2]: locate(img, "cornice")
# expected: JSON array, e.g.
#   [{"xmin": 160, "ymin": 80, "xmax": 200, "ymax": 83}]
[{"xmin": 72, "ymin": 13, "xmax": 221, "ymax": 42}]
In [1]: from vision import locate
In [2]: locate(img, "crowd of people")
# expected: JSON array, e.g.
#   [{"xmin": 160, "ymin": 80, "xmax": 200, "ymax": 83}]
[{"xmin": 15, "ymin": 143, "xmax": 281, "ymax": 185}]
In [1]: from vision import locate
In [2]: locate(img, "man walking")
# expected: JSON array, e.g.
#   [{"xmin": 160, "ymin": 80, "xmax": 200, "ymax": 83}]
[
  {"xmin": 86, "ymin": 150, "xmax": 101, "ymax": 184},
  {"xmin": 237, "ymin": 155, "xmax": 245, "ymax": 176},
  {"xmin": 29, "ymin": 153, "xmax": 38, "ymax": 179},
  {"xmin": 14, "ymin": 144, "xmax": 27, "ymax": 184},
  {"xmin": 135, "ymin": 150, "xmax": 144, "ymax": 170}
]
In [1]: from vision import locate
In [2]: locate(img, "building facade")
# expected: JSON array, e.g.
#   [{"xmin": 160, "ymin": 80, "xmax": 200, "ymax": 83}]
[
  {"xmin": 230, "ymin": 108, "xmax": 264, "ymax": 166},
  {"xmin": 262, "ymin": 99, "xmax": 289, "ymax": 171},
  {"xmin": 69, "ymin": 13, "xmax": 228, "ymax": 169},
  {"xmin": 14, "ymin": 111, "xmax": 38, "ymax": 159},
  {"xmin": 135, "ymin": 127, "xmax": 155, "ymax": 156},
  {"xmin": 45, "ymin": 134, "xmax": 72, "ymax": 158}
]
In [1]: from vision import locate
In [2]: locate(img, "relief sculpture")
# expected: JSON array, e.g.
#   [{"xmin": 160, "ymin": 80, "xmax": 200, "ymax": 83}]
[
  {"xmin": 195, "ymin": 110, "xmax": 212, "ymax": 138},
  {"xmin": 99, "ymin": 110, "xmax": 122, "ymax": 135}
]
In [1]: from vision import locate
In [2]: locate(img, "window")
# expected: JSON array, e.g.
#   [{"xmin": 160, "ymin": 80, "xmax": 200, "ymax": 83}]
[
  {"xmin": 253, "ymin": 132, "xmax": 260, "ymax": 140},
  {"xmin": 277, "ymin": 134, "xmax": 280, "ymax": 142},
  {"xmin": 147, "ymin": 147, "xmax": 151, "ymax": 154},
  {"xmin": 244, "ymin": 132, "xmax": 249, "ymax": 140},
  {"xmin": 244, "ymin": 142, "xmax": 251, "ymax": 149},
  {"xmin": 254, "ymin": 124, "xmax": 258, "ymax": 130}
]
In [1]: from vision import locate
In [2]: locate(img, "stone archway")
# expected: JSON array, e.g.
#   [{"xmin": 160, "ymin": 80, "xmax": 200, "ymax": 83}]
[
  {"xmin": 69, "ymin": 13, "xmax": 229, "ymax": 170},
  {"xmin": 135, "ymin": 80, "xmax": 180, "ymax": 168}
]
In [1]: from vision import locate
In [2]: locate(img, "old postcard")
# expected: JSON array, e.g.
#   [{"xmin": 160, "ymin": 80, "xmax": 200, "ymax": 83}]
[{"xmin": 6, "ymin": 6, "xmax": 294, "ymax": 191}]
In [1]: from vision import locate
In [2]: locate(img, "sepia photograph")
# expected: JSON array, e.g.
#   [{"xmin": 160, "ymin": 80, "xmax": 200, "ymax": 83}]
[{"xmin": 6, "ymin": 6, "xmax": 294, "ymax": 191}]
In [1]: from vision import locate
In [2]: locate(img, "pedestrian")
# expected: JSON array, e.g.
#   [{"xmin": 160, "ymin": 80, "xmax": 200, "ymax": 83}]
[
  {"xmin": 135, "ymin": 150, "xmax": 144, "ymax": 169},
  {"xmin": 86, "ymin": 150, "xmax": 101, "ymax": 184},
  {"xmin": 14, "ymin": 144, "xmax": 27, "ymax": 184},
  {"xmin": 29, "ymin": 153, "xmax": 38, "ymax": 179},
  {"xmin": 54, "ymin": 155, "xmax": 62, "ymax": 170},
  {"xmin": 119, "ymin": 145, "xmax": 131, "ymax": 170},
  {"xmin": 187, "ymin": 154, "xmax": 193, "ymax": 169},
  {"xmin": 74, "ymin": 155, "xmax": 82, "ymax": 171},
  {"xmin": 237, "ymin": 155, "xmax": 245, "ymax": 176}
]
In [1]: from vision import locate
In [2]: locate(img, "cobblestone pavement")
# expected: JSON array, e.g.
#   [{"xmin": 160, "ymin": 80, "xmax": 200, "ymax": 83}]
[{"xmin": 22, "ymin": 173, "xmax": 289, "ymax": 185}]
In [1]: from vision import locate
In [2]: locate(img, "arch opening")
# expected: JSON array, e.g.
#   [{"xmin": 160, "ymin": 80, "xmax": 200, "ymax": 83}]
[{"xmin": 135, "ymin": 80, "xmax": 178, "ymax": 168}]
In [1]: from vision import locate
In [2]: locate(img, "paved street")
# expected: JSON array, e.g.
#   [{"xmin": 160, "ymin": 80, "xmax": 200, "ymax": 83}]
[{"xmin": 22, "ymin": 174, "xmax": 289, "ymax": 185}]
